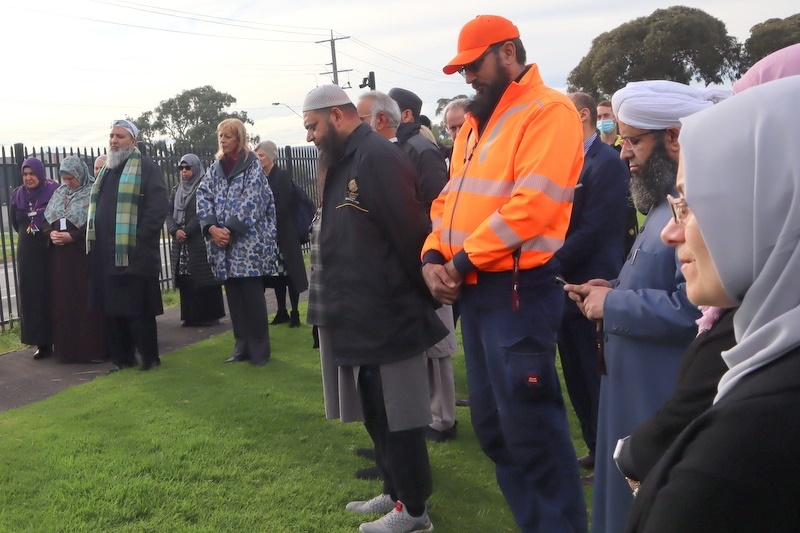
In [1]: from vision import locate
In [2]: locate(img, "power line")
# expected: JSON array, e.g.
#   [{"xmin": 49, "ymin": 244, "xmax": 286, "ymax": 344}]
[
  {"xmin": 10, "ymin": 5, "xmax": 316, "ymax": 44},
  {"xmin": 89, "ymin": 0, "xmax": 331, "ymax": 37}
]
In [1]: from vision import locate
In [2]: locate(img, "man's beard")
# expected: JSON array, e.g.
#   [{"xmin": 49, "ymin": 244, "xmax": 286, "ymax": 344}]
[
  {"xmin": 106, "ymin": 145, "xmax": 135, "ymax": 169},
  {"xmin": 465, "ymin": 63, "xmax": 511, "ymax": 126},
  {"xmin": 316, "ymin": 121, "xmax": 347, "ymax": 169},
  {"xmin": 630, "ymin": 138, "xmax": 678, "ymax": 214}
]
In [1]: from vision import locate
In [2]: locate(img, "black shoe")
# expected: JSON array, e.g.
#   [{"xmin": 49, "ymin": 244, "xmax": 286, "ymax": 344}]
[
  {"xmin": 289, "ymin": 310, "xmax": 301, "ymax": 328},
  {"xmin": 224, "ymin": 355, "xmax": 250, "ymax": 363},
  {"xmin": 578, "ymin": 453, "xmax": 595, "ymax": 470},
  {"xmin": 354, "ymin": 466, "xmax": 381, "ymax": 481},
  {"xmin": 33, "ymin": 345, "xmax": 53, "ymax": 360},
  {"xmin": 140, "ymin": 359, "xmax": 161, "ymax": 372},
  {"xmin": 312, "ymin": 325, "xmax": 320, "ymax": 349},
  {"xmin": 425, "ymin": 421, "xmax": 458, "ymax": 442},
  {"xmin": 455, "ymin": 398, "xmax": 470, "ymax": 407},
  {"xmin": 271, "ymin": 310, "xmax": 291, "ymax": 325},
  {"xmin": 581, "ymin": 473, "xmax": 594, "ymax": 485},
  {"xmin": 355, "ymin": 447, "xmax": 376, "ymax": 460}
]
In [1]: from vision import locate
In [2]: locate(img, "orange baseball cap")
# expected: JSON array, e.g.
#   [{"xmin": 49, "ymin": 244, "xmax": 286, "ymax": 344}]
[{"xmin": 443, "ymin": 15, "xmax": 520, "ymax": 75}]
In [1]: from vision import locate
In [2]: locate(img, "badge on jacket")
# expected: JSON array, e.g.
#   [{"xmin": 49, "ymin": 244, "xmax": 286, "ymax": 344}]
[{"xmin": 337, "ymin": 177, "xmax": 368, "ymax": 212}]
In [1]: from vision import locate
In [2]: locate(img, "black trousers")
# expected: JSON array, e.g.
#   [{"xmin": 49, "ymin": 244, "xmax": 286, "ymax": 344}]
[
  {"xmin": 358, "ymin": 365, "xmax": 432, "ymax": 512},
  {"xmin": 557, "ymin": 303, "xmax": 601, "ymax": 456},
  {"xmin": 105, "ymin": 314, "xmax": 159, "ymax": 367},
  {"xmin": 225, "ymin": 277, "xmax": 270, "ymax": 364}
]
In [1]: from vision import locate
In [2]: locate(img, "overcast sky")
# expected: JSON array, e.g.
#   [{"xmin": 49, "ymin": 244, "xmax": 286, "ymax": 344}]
[{"xmin": 0, "ymin": 0, "xmax": 796, "ymax": 150}]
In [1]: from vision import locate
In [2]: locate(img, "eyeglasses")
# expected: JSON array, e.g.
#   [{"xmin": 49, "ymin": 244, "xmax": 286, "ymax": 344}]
[
  {"xmin": 666, "ymin": 194, "xmax": 690, "ymax": 224},
  {"xmin": 458, "ymin": 43, "xmax": 502, "ymax": 78},
  {"xmin": 620, "ymin": 129, "xmax": 665, "ymax": 150},
  {"xmin": 178, "ymin": 165, "xmax": 191, "ymax": 171}
]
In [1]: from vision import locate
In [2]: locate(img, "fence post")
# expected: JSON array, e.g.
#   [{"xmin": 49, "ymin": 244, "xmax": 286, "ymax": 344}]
[{"xmin": 283, "ymin": 145, "xmax": 294, "ymax": 179}]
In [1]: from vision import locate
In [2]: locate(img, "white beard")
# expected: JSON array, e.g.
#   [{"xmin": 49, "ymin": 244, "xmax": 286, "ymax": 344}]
[{"xmin": 106, "ymin": 145, "xmax": 135, "ymax": 169}]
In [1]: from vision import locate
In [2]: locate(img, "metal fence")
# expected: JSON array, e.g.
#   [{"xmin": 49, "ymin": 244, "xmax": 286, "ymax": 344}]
[{"xmin": 0, "ymin": 142, "xmax": 318, "ymax": 332}]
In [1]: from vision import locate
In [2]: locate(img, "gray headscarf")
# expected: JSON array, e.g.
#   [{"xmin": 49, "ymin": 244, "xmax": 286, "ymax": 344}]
[
  {"xmin": 173, "ymin": 154, "xmax": 205, "ymax": 225},
  {"xmin": 679, "ymin": 76, "xmax": 800, "ymax": 402},
  {"xmin": 44, "ymin": 155, "xmax": 93, "ymax": 227}
]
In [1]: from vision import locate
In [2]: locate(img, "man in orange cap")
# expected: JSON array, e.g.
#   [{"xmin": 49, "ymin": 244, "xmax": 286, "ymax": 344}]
[{"xmin": 421, "ymin": 15, "xmax": 588, "ymax": 532}]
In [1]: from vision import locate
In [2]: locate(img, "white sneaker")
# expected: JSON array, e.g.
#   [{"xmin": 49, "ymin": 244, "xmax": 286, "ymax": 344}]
[
  {"xmin": 359, "ymin": 501, "xmax": 434, "ymax": 533},
  {"xmin": 346, "ymin": 493, "xmax": 396, "ymax": 514}
]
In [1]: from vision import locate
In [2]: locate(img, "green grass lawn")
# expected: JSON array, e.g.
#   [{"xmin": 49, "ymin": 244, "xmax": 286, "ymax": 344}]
[{"xmin": 0, "ymin": 303, "xmax": 592, "ymax": 532}]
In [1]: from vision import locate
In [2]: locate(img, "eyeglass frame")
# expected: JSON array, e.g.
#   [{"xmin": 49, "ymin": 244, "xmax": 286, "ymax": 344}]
[
  {"xmin": 178, "ymin": 165, "xmax": 192, "ymax": 171},
  {"xmin": 458, "ymin": 43, "xmax": 504, "ymax": 78},
  {"xmin": 666, "ymin": 193, "xmax": 690, "ymax": 225},
  {"xmin": 620, "ymin": 129, "xmax": 666, "ymax": 150}
]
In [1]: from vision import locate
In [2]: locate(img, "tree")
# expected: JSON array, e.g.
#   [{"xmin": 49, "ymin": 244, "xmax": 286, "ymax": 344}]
[
  {"xmin": 133, "ymin": 86, "xmax": 256, "ymax": 149},
  {"xmin": 744, "ymin": 14, "xmax": 800, "ymax": 67},
  {"xmin": 125, "ymin": 111, "xmax": 155, "ymax": 146},
  {"xmin": 567, "ymin": 6, "xmax": 742, "ymax": 98}
]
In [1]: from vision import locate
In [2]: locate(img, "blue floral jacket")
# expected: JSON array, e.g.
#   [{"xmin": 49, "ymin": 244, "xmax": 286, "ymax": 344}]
[{"xmin": 196, "ymin": 152, "xmax": 277, "ymax": 280}]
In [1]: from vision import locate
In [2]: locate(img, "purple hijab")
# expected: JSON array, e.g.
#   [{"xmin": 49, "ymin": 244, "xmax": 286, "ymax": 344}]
[{"xmin": 12, "ymin": 157, "xmax": 60, "ymax": 230}]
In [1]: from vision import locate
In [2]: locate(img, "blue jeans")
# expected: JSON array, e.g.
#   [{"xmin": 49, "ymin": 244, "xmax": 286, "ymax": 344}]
[{"xmin": 460, "ymin": 267, "xmax": 587, "ymax": 533}]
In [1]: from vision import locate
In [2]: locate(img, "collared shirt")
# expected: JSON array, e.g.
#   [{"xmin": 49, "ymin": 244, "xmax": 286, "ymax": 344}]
[{"xmin": 584, "ymin": 133, "xmax": 598, "ymax": 155}]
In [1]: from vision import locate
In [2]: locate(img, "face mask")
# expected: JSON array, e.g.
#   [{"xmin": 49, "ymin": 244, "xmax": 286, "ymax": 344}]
[{"xmin": 597, "ymin": 119, "xmax": 616, "ymax": 134}]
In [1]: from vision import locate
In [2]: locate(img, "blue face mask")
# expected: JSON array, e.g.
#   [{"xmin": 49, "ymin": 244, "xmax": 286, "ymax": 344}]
[{"xmin": 597, "ymin": 119, "xmax": 616, "ymax": 134}]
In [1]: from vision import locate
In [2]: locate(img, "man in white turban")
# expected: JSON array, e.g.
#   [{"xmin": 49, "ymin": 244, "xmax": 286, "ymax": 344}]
[{"xmin": 565, "ymin": 80, "xmax": 728, "ymax": 533}]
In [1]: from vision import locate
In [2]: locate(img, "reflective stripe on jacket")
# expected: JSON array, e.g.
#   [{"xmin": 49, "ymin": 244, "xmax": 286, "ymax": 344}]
[{"xmin": 422, "ymin": 64, "xmax": 584, "ymax": 283}]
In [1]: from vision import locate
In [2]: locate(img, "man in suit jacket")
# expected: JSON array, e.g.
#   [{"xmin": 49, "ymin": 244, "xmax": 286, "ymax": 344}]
[{"xmin": 555, "ymin": 92, "xmax": 630, "ymax": 476}]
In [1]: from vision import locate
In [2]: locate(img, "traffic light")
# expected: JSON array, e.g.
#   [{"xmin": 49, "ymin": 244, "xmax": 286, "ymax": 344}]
[{"xmin": 359, "ymin": 71, "xmax": 376, "ymax": 90}]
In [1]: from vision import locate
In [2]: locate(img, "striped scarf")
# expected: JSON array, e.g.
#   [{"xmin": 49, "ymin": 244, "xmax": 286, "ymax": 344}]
[{"xmin": 86, "ymin": 147, "xmax": 142, "ymax": 266}]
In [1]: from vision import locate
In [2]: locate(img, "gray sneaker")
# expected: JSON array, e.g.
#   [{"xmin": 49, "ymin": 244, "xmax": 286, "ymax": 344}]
[
  {"xmin": 346, "ymin": 493, "xmax": 396, "ymax": 514},
  {"xmin": 359, "ymin": 501, "xmax": 434, "ymax": 533}
]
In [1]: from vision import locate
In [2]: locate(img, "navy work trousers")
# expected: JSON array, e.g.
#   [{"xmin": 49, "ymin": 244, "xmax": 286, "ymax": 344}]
[{"xmin": 459, "ymin": 266, "xmax": 587, "ymax": 533}]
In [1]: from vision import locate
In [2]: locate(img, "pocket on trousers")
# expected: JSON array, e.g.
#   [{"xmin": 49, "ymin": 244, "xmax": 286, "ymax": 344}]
[{"xmin": 502, "ymin": 337, "xmax": 559, "ymax": 403}]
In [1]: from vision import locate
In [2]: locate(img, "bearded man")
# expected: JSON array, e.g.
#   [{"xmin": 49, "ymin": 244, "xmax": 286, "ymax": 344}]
[
  {"xmin": 87, "ymin": 119, "xmax": 169, "ymax": 373},
  {"xmin": 564, "ymin": 80, "xmax": 729, "ymax": 533},
  {"xmin": 302, "ymin": 85, "xmax": 447, "ymax": 533},
  {"xmin": 421, "ymin": 15, "xmax": 588, "ymax": 532}
]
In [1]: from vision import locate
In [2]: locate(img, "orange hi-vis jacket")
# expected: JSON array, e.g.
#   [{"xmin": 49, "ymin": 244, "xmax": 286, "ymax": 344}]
[{"xmin": 422, "ymin": 64, "xmax": 584, "ymax": 284}]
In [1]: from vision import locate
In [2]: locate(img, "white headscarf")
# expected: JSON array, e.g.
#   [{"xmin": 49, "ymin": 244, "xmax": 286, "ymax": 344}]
[
  {"xmin": 679, "ymin": 76, "xmax": 800, "ymax": 402},
  {"xmin": 612, "ymin": 80, "xmax": 730, "ymax": 130}
]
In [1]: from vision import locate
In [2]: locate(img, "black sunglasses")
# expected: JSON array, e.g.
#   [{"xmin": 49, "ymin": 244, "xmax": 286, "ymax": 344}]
[
  {"xmin": 178, "ymin": 165, "xmax": 191, "ymax": 170},
  {"xmin": 458, "ymin": 43, "xmax": 503, "ymax": 77}
]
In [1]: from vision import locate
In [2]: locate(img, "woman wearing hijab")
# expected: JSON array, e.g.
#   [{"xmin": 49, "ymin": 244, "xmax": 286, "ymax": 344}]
[
  {"xmin": 254, "ymin": 141, "xmax": 308, "ymax": 328},
  {"xmin": 197, "ymin": 119, "xmax": 277, "ymax": 366},
  {"xmin": 625, "ymin": 76, "xmax": 800, "ymax": 532},
  {"xmin": 10, "ymin": 156, "xmax": 59, "ymax": 359},
  {"xmin": 166, "ymin": 154, "xmax": 225, "ymax": 327},
  {"xmin": 43, "ymin": 156, "xmax": 108, "ymax": 363}
]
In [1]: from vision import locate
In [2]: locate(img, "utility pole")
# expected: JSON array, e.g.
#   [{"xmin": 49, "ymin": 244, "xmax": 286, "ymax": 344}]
[{"xmin": 316, "ymin": 30, "xmax": 351, "ymax": 86}]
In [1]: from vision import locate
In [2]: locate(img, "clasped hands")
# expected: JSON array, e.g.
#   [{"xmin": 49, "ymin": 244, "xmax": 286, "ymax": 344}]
[
  {"xmin": 208, "ymin": 226, "xmax": 231, "ymax": 248},
  {"xmin": 49, "ymin": 231, "xmax": 73, "ymax": 246},
  {"xmin": 422, "ymin": 262, "xmax": 463, "ymax": 305},
  {"xmin": 563, "ymin": 278, "xmax": 613, "ymax": 321}
]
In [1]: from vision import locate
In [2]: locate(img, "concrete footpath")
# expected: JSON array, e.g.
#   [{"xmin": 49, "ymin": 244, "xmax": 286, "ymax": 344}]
[{"xmin": 0, "ymin": 288, "xmax": 291, "ymax": 413}]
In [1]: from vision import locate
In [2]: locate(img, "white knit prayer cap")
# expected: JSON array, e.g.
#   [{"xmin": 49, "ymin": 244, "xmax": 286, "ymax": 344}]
[{"xmin": 302, "ymin": 84, "xmax": 353, "ymax": 112}]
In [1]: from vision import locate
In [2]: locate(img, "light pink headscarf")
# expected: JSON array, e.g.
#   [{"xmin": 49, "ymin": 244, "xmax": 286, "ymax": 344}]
[{"xmin": 733, "ymin": 43, "xmax": 800, "ymax": 94}]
